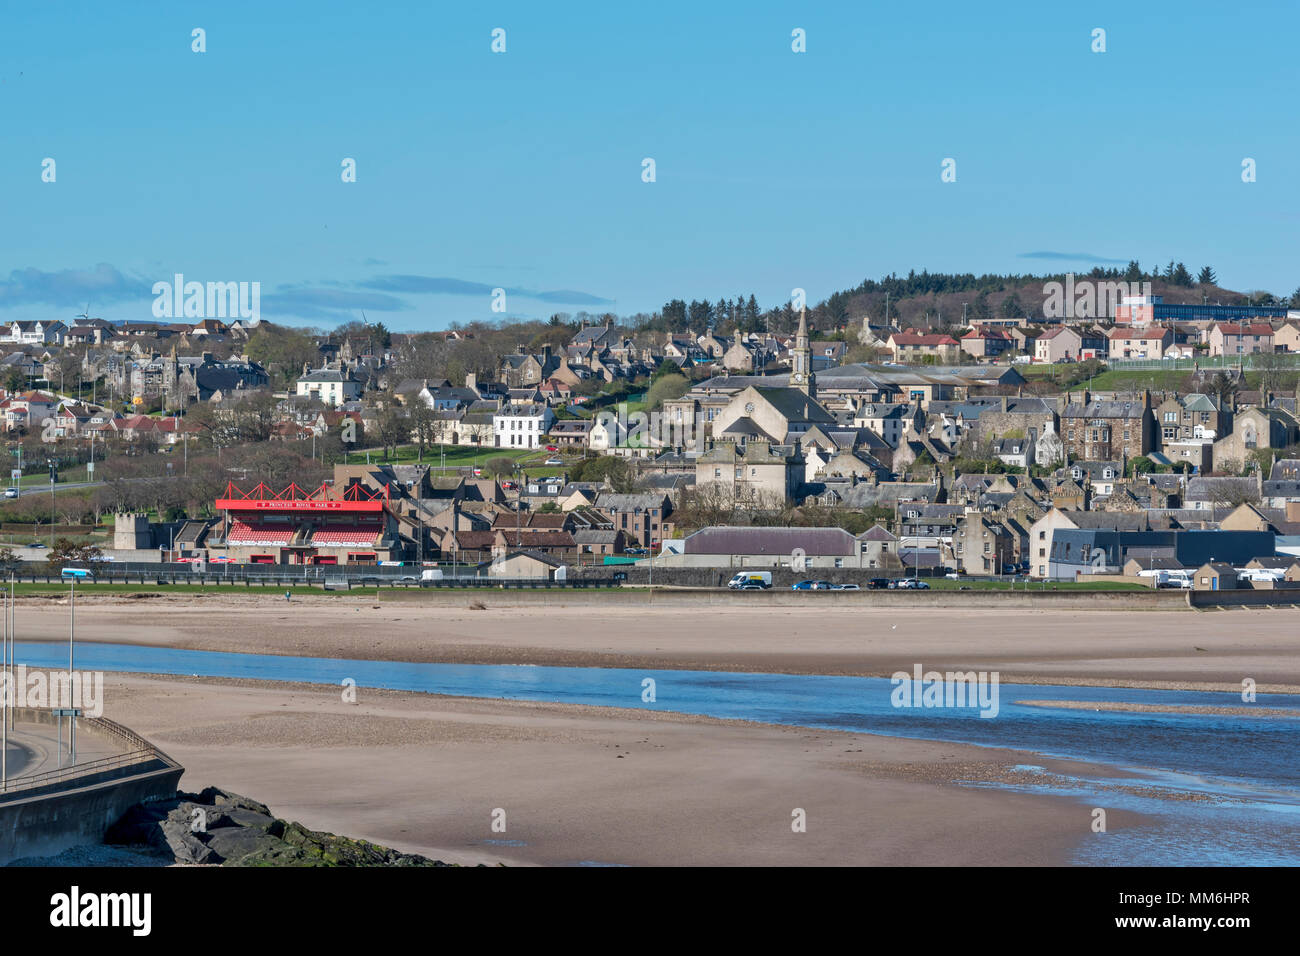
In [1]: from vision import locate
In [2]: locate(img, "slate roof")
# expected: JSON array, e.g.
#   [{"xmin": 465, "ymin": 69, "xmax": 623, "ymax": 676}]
[
  {"xmin": 685, "ymin": 526, "xmax": 857, "ymax": 556},
  {"xmin": 1061, "ymin": 399, "xmax": 1148, "ymax": 419}
]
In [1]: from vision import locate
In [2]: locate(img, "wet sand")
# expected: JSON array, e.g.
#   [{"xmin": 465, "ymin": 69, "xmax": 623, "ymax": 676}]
[{"xmin": 101, "ymin": 673, "xmax": 1133, "ymax": 866}]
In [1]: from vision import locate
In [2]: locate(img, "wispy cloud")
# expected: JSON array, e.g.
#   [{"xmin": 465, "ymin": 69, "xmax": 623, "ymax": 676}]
[
  {"xmin": 0, "ymin": 263, "xmax": 152, "ymax": 308},
  {"xmin": 260, "ymin": 286, "xmax": 410, "ymax": 323},
  {"xmin": 358, "ymin": 274, "xmax": 614, "ymax": 306},
  {"xmin": 1017, "ymin": 251, "xmax": 1130, "ymax": 265}
]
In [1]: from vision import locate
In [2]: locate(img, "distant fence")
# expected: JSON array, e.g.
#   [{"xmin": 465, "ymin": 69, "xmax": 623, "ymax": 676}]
[
  {"xmin": 1105, "ymin": 354, "xmax": 1300, "ymax": 371},
  {"xmin": 3, "ymin": 561, "xmax": 617, "ymax": 589}
]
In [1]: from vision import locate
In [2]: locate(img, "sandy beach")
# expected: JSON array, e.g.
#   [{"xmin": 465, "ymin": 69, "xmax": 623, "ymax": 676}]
[
  {"xmin": 98, "ymin": 673, "xmax": 1134, "ymax": 866},
  {"xmin": 10, "ymin": 593, "xmax": 1296, "ymax": 865}
]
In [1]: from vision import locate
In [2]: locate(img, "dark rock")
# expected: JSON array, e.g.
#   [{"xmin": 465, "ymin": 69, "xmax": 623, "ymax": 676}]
[
  {"xmin": 106, "ymin": 785, "xmax": 457, "ymax": 867},
  {"xmin": 158, "ymin": 818, "xmax": 216, "ymax": 865},
  {"xmin": 192, "ymin": 787, "xmax": 273, "ymax": 817}
]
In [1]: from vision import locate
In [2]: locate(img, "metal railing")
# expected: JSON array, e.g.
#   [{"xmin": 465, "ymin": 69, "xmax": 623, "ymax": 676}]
[{"xmin": 0, "ymin": 715, "xmax": 180, "ymax": 799}]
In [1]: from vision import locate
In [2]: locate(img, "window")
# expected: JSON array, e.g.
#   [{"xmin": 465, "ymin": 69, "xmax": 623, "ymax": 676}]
[{"xmin": 1038, "ymin": 531, "xmax": 1045, "ymax": 540}]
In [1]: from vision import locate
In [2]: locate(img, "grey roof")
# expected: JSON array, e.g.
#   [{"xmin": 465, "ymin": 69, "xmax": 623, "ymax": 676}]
[
  {"xmin": 753, "ymin": 387, "xmax": 837, "ymax": 423},
  {"xmin": 685, "ymin": 526, "xmax": 857, "ymax": 556},
  {"xmin": 549, "ymin": 420, "xmax": 592, "ymax": 434},
  {"xmin": 838, "ymin": 482, "xmax": 940, "ymax": 509},
  {"xmin": 858, "ymin": 524, "xmax": 897, "ymax": 541},
  {"xmin": 574, "ymin": 529, "xmax": 620, "ymax": 544},
  {"xmin": 1269, "ymin": 459, "xmax": 1300, "ymax": 480},
  {"xmin": 1186, "ymin": 477, "xmax": 1260, "ymax": 501},
  {"xmin": 1262, "ymin": 481, "xmax": 1300, "ymax": 498},
  {"xmin": 1061, "ymin": 400, "xmax": 1148, "ymax": 419},
  {"xmin": 298, "ymin": 367, "xmax": 355, "ymax": 384},
  {"xmin": 595, "ymin": 492, "xmax": 669, "ymax": 513},
  {"xmin": 1064, "ymin": 461, "xmax": 1124, "ymax": 478}
]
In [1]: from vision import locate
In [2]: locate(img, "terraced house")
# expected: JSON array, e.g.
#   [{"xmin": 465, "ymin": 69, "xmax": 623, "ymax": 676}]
[
  {"xmin": 1059, "ymin": 390, "xmax": 1155, "ymax": 462},
  {"xmin": 887, "ymin": 330, "xmax": 961, "ymax": 364}
]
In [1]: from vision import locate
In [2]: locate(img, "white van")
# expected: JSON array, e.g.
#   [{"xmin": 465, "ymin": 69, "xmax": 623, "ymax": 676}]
[
  {"xmin": 421, "ymin": 569, "xmax": 444, "ymax": 582},
  {"xmin": 727, "ymin": 571, "xmax": 772, "ymax": 590}
]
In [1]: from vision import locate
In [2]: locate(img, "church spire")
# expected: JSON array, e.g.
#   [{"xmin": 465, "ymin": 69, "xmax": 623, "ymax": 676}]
[{"xmin": 791, "ymin": 306, "xmax": 814, "ymax": 396}]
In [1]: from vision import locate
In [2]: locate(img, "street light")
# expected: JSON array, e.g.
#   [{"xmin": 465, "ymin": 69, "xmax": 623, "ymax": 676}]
[{"xmin": 47, "ymin": 459, "xmax": 57, "ymax": 549}]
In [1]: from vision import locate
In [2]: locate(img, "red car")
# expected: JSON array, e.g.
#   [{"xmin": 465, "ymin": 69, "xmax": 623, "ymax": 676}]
[{"xmin": 546, "ymin": 445, "xmax": 558, "ymax": 452}]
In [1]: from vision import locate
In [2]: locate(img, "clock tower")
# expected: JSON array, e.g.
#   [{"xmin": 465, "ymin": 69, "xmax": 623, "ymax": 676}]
[{"xmin": 791, "ymin": 306, "xmax": 815, "ymax": 397}]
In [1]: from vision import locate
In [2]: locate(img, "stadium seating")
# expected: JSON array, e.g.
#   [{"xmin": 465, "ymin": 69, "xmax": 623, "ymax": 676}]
[
  {"xmin": 227, "ymin": 520, "xmax": 296, "ymax": 546},
  {"xmin": 309, "ymin": 524, "xmax": 381, "ymax": 547}
]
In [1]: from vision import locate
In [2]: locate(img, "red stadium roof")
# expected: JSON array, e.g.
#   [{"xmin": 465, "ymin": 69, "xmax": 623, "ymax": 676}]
[{"xmin": 216, "ymin": 481, "xmax": 389, "ymax": 513}]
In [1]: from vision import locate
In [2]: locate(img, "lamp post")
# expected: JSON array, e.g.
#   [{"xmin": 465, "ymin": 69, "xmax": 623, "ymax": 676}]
[
  {"xmin": 48, "ymin": 459, "xmax": 57, "ymax": 549},
  {"xmin": 68, "ymin": 577, "xmax": 75, "ymax": 761}
]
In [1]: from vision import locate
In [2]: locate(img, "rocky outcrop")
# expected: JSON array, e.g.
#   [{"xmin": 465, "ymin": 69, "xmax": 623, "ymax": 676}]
[{"xmin": 106, "ymin": 787, "xmax": 456, "ymax": 867}]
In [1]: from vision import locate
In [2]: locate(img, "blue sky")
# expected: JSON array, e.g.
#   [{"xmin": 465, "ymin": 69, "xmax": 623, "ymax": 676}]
[{"xmin": 2, "ymin": 1, "xmax": 1296, "ymax": 331}]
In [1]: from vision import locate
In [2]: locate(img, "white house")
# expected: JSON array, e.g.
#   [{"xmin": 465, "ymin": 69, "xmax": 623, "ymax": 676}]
[
  {"xmin": 295, "ymin": 367, "xmax": 362, "ymax": 408},
  {"xmin": 1, "ymin": 321, "xmax": 67, "ymax": 346},
  {"xmin": 493, "ymin": 403, "xmax": 555, "ymax": 449}
]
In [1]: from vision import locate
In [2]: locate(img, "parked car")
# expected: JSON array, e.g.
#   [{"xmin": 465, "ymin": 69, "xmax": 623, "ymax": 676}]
[
  {"xmin": 727, "ymin": 571, "xmax": 772, "ymax": 590},
  {"xmin": 624, "ymin": 547, "xmax": 649, "ymax": 556},
  {"xmin": 544, "ymin": 458, "xmax": 564, "ymax": 466},
  {"xmin": 832, "ymin": 583, "xmax": 860, "ymax": 591},
  {"xmin": 867, "ymin": 578, "xmax": 889, "ymax": 590},
  {"xmin": 791, "ymin": 580, "xmax": 833, "ymax": 591},
  {"xmin": 545, "ymin": 445, "xmax": 558, "ymax": 452},
  {"xmin": 3, "ymin": 488, "xmax": 17, "ymax": 499},
  {"xmin": 945, "ymin": 571, "xmax": 961, "ymax": 580}
]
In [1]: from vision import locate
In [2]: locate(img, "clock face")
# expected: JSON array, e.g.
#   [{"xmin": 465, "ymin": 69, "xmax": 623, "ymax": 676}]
[{"xmin": 744, "ymin": 402, "xmax": 755, "ymax": 414}]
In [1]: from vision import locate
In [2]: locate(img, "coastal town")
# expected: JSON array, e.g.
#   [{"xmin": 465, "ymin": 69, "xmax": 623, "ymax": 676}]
[{"xmin": 2, "ymin": 279, "xmax": 1299, "ymax": 595}]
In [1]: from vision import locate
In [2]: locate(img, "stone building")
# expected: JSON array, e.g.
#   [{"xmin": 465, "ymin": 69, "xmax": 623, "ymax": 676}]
[{"xmin": 1059, "ymin": 390, "xmax": 1155, "ymax": 462}]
